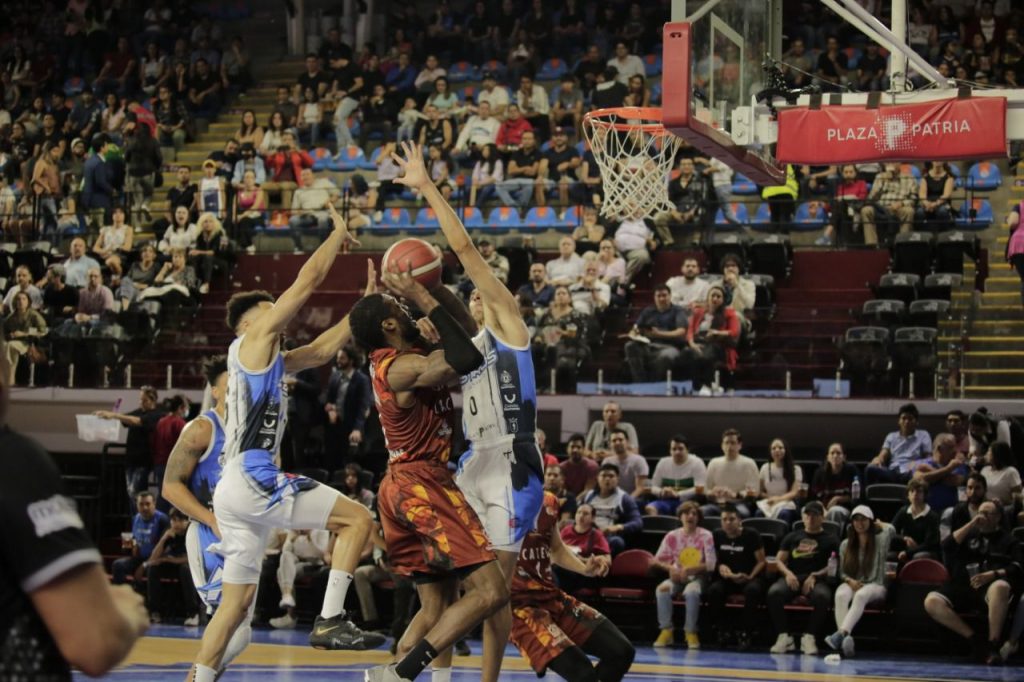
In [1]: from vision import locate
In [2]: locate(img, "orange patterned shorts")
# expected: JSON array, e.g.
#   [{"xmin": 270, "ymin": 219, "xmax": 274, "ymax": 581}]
[
  {"xmin": 510, "ymin": 592, "xmax": 605, "ymax": 674},
  {"xmin": 378, "ymin": 459, "xmax": 495, "ymax": 579}
]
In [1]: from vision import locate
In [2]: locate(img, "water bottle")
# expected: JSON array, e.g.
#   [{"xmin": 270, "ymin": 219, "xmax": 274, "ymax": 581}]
[
  {"xmin": 851, "ymin": 476, "xmax": 861, "ymax": 502},
  {"xmin": 827, "ymin": 551, "xmax": 838, "ymax": 578}
]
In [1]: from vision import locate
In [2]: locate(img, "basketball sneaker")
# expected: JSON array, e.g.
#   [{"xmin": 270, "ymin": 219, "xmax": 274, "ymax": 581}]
[
  {"xmin": 309, "ymin": 613, "xmax": 387, "ymax": 650},
  {"xmin": 364, "ymin": 663, "xmax": 411, "ymax": 682}
]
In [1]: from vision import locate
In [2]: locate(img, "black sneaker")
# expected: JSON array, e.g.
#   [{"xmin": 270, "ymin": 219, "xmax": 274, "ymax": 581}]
[
  {"xmin": 454, "ymin": 639, "xmax": 471, "ymax": 656},
  {"xmin": 310, "ymin": 614, "xmax": 387, "ymax": 651}
]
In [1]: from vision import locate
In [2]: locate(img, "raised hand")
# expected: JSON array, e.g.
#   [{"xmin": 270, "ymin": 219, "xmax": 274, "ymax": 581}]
[{"xmin": 391, "ymin": 141, "xmax": 431, "ymax": 190}]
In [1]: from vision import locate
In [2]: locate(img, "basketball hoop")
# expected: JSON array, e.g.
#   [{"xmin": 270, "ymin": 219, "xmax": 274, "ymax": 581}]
[{"xmin": 582, "ymin": 107, "xmax": 684, "ymax": 220}]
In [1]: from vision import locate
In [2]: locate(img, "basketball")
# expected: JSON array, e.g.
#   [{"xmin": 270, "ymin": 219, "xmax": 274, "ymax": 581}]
[{"xmin": 381, "ymin": 238, "xmax": 442, "ymax": 290}]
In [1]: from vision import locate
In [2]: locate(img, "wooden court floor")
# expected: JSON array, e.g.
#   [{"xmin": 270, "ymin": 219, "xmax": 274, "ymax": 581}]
[{"xmin": 74, "ymin": 625, "xmax": 1022, "ymax": 681}]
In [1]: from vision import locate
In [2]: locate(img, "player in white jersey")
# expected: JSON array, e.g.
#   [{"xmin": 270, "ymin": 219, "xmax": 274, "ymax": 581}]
[
  {"xmin": 186, "ymin": 207, "xmax": 384, "ymax": 682},
  {"xmin": 163, "ymin": 356, "xmax": 251, "ymax": 676},
  {"xmin": 389, "ymin": 142, "xmax": 544, "ymax": 682}
]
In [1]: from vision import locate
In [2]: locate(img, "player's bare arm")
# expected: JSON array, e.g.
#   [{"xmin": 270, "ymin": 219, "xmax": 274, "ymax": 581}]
[
  {"xmin": 392, "ymin": 141, "xmax": 526, "ymax": 346},
  {"xmin": 284, "ymin": 259, "xmax": 375, "ymax": 372},
  {"xmin": 242, "ymin": 203, "xmax": 357, "ymax": 368},
  {"xmin": 162, "ymin": 418, "xmax": 219, "ymax": 535},
  {"xmin": 549, "ymin": 525, "xmax": 608, "ymax": 577},
  {"xmin": 383, "ymin": 264, "xmax": 483, "ymax": 400}
]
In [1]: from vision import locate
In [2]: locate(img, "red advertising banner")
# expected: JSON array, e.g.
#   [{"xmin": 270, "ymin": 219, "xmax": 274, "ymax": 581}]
[{"xmin": 776, "ymin": 97, "xmax": 1007, "ymax": 164}]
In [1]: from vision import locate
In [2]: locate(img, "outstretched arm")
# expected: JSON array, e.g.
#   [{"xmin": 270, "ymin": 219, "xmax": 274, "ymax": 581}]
[
  {"xmin": 161, "ymin": 418, "xmax": 219, "ymax": 536},
  {"xmin": 244, "ymin": 203, "xmax": 358, "ymax": 363},
  {"xmin": 392, "ymin": 141, "xmax": 527, "ymax": 346}
]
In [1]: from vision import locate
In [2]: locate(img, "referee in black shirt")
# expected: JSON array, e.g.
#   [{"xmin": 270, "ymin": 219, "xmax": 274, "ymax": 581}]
[{"xmin": 0, "ymin": 352, "xmax": 149, "ymax": 679}]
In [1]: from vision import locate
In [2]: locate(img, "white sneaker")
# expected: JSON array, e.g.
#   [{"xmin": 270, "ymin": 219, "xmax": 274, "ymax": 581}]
[
  {"xmin": 270, "ymin": 613, "xmax": 297, "ymax": 629},
  {"xmin": 293, "ymin": 248, "xmax": 304, "ymax": 254},
  {"xmin": 279, "ymin": 593, "xmax": 296, "ymax": 609},
  {"xmin": 245, "ymin": 245, "xmax": 256, "ymax": 255},
  {"xmin": 199, "ymin": 283, "xmax": 210, "ymax": 295},
  {"xmin": 183, "ymin": 614, "xmax": 200, "ymax": 627},
  {"xmin": 697, "ymin": 386, "xmax": 712, "ymax": 397},
  {"xmin": 712, "ymin": 386, "xmax": 725, "ymax": 396},
  {"xmin": 800, "ymin": 633, "xmax": 818, "ymax": 655},
  {"xmin": 770, "ymin": 633, "xmax": 795, "ymax": 653}
]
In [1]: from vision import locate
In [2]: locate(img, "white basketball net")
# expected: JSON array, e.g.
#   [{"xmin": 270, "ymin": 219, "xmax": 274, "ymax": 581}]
[{"xmin": 583, "ymin": 110, "xmax": 684, "ymax": 220}]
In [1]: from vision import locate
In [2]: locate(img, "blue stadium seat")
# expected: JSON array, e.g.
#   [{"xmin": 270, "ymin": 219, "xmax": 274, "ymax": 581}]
[
  {"xmin": 458, "ymin": 207, "xmax": 484, "ymax": 228},
  {"xmin": 843, "ymin": 46, "xmax": 863, "ymax": 69},
  {"xmin": 537, "ymin": 58, "xmax": 569, "ymax": 80},
  {"xmin": 966, "ymin": 161, "xmax": 1001, "ymax": 191},
  {"xmin": 713, "ymin": 203, "xmax": 749, "ymax": 229},
  {"xmin": 947, "ymin": 162, "xmax": 962, "ymax": 187},
  {"xmin": 447, "ymin": 61, "xmax": 478, "ymax": 83},
  {"xmin": 955, "ymin": 199, "xmax": 994, "ymax": 229},
  {"xmin": 412, "ymin": 207, "xmax": 440, "ymax": 234},
  {"xmin": 487, "ymin": 206, "xmax": 522, "ymax": 233},
  {"xmin": 522, "ymin": 206, "xmax": 560, "ymax": 231},
  {"xmin": 750, "ymin": 202, "xmax": 772, "ymax": 231},
  {"xmin": 575, "ymin": 141, "xmax": 587, "ymax": 156},
  {"xmin": 357, "ymin": 147, "xmax": 379, "ymax": 171},
  {"xmin": 793, "ymin": 201, "xmax": 828, "ymax": 230},
  {"xmin": 459, "ymin": 85, "xmax": 477, "ymax": 103},
  {"xmin": 311, "ymin": 147, "xmax": 333, "ymax": 171},
  {"xmin": 374, "ymin": 208, "xmax": 412, "ymax": 235},
  {"xmin": 731, "ymin": 173, "xmax": 758, "ymax": 195},
  {"xmin": 480, "ymin": 60, "xmax": 508, "ymax": 80},
  {"xmin": 643, "ymin": 54, "xmax": 663, "ymax": 76},
  {"xmin": 331, "ymin": 146, "xmax": 366, "ymax": 172}
]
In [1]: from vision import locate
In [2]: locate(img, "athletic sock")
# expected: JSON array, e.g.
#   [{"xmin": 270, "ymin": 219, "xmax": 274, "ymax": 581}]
[
  {"xmin": 431, "ymin": 667, "xmax": 452, "ymax": 682},
  {"xmin": 191, "ymin": 664, "xmax": 217, "ymax": 682},
  {"xmin": 320, "ymin": 569, "xmax": 354, "ymax": 619},
  {"xmin": 395, "ymin": 639, "xmax": 439, "ymax": 681}
]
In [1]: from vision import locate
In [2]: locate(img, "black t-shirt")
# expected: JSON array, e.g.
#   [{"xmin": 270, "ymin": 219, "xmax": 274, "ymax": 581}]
[
  {"xmin": 191, "ymin": 70, "xmax": 218, "ymax": 94},
  {"xmin": 297, "ymin": 69, "xmax": 331, "ymax": 95},
  {"xmin": 125, "ymin": 407, "xmax": 165, "ymax": 467},
  {"xmin": 946, "ymin": 528, "xmax": 1021, "ymax": 587},
  {"xmin": 168, "ymin": 183, "xmax": 198, "ymax": 212},
  {"xmin": 544, "ymin": 146, "xmax": 579, "ymax": 180},
  {"xmin": 42, "ymin": 284, "xmax": 78, "ymax": 319},
  {"xmin": 0, "ymin": 427, "xmax": 101, "ymax": 680},
  {"xmin": 810, "ymin": 462, "xmax": 859, "ymax": 504},
  {"xmin": 319, "ymin": 40, "xmax": 353, "ymax": 65},
  {"xmin": 817, "ymin": 51, "xmax": 848, "ymax": 79},
  {"xmin": 591, "ymin": 82, "xmax": 628, "ymax": 109},
  {"xmin": 510, "ymin": 147, "xmax": 542, "ymax": 177},
  {"xmin": 331, "ymin": 63, "xmax": 361, "ymax": 95},
  {"xmin": 780, "ymin": 529, "xmax": 840, "ymax": 578},
  {"xmin": 713, "ymin": 527, "xmax": 763, "ymax": 575},
  {"xmin": 858, "ymin": 53, "xmax": 887, "ymax": 77}
]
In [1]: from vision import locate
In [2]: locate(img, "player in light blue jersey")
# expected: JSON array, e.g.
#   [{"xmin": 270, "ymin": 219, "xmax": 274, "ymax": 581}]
[
  {"xmin": 381, "ymin": 142, "xmax": 545, "ymax": 682},
  {"xmin": 164, "ymin": 356, "xmax": 253, "ymax": 675},
  {"xmin": 185, "ymin": 206, "xmax": 384, "ymax": 682}
]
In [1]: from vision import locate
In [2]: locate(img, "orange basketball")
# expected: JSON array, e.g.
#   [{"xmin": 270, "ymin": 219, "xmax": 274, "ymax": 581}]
[{"xmin": 381, "ymin": 238, "xmax": 442, "ymax": 290}]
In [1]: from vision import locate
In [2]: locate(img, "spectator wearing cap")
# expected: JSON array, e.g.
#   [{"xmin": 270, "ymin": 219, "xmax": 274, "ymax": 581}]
[
  {"xmin": 768, "ymin": 500, "xmax": 841, "ymax": 655},
  {"xmin": 539, "ymin": 127, "xmax": 580, "ymax": 208},
  {"xmin": 550, "ymin": 74, "xmax": 584, "ymax": 136},
  {"xmin": 473, "ymin": 70, "xmax": 509, "ymax": 118},
  {"xmin": 825, "ymin": 505, "xmax": 897, "ymax": 658},
  {"xmin": 81, "ymin": 134, "xmax": 115, "ymax": 230},
  {"xmin": 866, "ymin": 403, "xmax": 933, "ymax": 485},
  {"xmin": 232, "ymin": 143, "xmax": 267, "ymax": 188},
  {"xmin": 607, "ymin": 42, "xmax": 645, "ymax": 85},
  {"xmin": 516, "ymin": 74, "xmax": 550, "ymax": 141},
  {"xmin": 475, "ymin": 239, "xmax": 509, "ymax": 284},
  {"xmin": 590, "ymin": 66, "xmax": 629, "ymax": 109},
  {"xmin": 197, "ymin": 159, "xmax": 227, "ymax": 220}
]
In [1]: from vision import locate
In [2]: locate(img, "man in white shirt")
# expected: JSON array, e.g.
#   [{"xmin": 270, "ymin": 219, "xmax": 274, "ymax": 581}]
[
  {"xmin": 474, "ymin": 72, "xmax": 509, "ymax": 118},
  {"xmin": 613, "ymin": 210, "xmax": 656, "ymax": 284},
  {"xmin": 665, "ymin": 257, "xmax": 710, "ymax": 312},
  {"xmin": 607, "ymin": 42, "xmax": 645, "ymax": 84},
  {"xmin": 452, "ymin": 101, "xmax": 500, "ymax": 159},
  {"xmin": 569, "ymin": 260, "xmax": 610, "ymax": 315},
  {"xmin": 546, "ymin": 236, "xmax": 584, "ymax": 286},
  {"xmin": 3, "ymin": 265, "xmax": 43, "ymax": 314},
  {"xmin": 703, "ymin": 429, "xmax": 760, "ymax": 518},
  {"xmin": 585, "ymin": 401, "xmax": 639, "ymax": 458},
  {"xmin": 645, "ymin": 435, "xmax": 707, "ymax": 516},
  {"xmin": 287, "ymin": 168, "xmax": 339, "ymax": 253}
]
